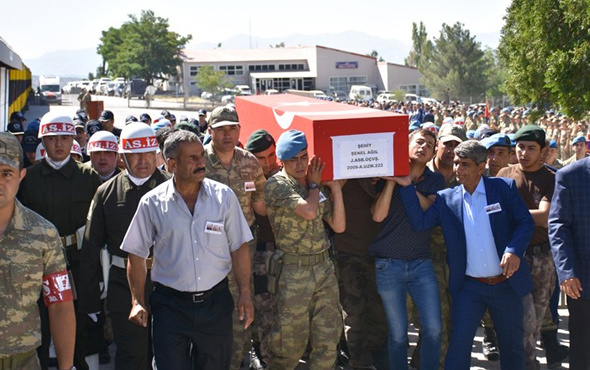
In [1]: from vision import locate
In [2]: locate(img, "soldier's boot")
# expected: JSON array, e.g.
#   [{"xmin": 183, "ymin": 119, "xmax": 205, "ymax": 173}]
[
  {"xmin": 541, "ymin": 330, "xmax": 569, "ymax": 369},
  {"xmin": 482, "ymin": 327, "xmax": 500, "ymax": 361}
]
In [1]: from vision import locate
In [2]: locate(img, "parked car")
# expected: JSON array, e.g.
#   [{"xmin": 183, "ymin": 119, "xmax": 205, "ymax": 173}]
[
  {"xmin": 377, "ymin": 93, "xmax": 397, "ymax": 104},
  {"xmin": 234, "ymin": 85, "xmax": 252, "ymax": 95},
  {"xmin": 264, "ymin": 89, "xmax": 279, "ymax": 95}
]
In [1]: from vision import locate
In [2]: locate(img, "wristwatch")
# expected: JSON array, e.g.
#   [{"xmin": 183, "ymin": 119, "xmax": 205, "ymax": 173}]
[{"xmin": 308, "ymin": 182, "xmax": 319, "ymax": 190}]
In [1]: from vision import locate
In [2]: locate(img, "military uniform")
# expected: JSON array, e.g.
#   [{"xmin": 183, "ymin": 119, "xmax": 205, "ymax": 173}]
[
  {"xmin": 18, "ymin": 157, "xmax": 102, "ymax": 370},
  {"xmin": 0, "ymin": 200, "xmax": 67, "ymax": 369},
  {"xmin": 204, "ymin": 143, "xmax": 266, "ymax": 369},
  {"xmin": 79, "ymin": 170, "xmax": 169, "ymax": 370},
  {"xmin": 333, "ymin": 179, "xmax": 387, "ymax": 369},
  {"xmin": 265, "ymin": 169, "xmax": 343, "ymax": 369}
]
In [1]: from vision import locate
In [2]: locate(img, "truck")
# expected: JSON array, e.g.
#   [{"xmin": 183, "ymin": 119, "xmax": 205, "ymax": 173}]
[{"xmin": 39, "ymin": 75, "xmax": 62, "ymax": 105}]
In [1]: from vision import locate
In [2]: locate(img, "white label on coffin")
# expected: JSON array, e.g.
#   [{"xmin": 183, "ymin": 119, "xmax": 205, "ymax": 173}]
[{"xmin": 331, "ymin": 132, "xmax": 395, "ymax": 179}]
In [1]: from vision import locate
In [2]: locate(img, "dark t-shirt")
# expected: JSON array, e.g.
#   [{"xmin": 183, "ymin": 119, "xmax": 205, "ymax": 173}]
[
  {"xmin": 369, "ymin": 167, "xmax": 445, "ymax": 260},
  {"xmin": 497, "ymin": 165, "xmax": 555, "ymax": 245},
  {"xmin": 332, "ymin": 179, "xmax": 382, "ymax": 256}
]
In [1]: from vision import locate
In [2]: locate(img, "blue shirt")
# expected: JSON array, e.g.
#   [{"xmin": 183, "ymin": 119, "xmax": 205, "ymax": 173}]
[{"xmin": 462, "ymin": 178, "xmax": 503, "ymax": 277}]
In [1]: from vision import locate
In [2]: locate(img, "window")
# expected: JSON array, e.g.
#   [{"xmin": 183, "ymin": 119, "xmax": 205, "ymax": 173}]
[
  {"xmin": 219, "ymin": 65, "xmax": 244, "ymax": 76},
  {"xmin": 189, "ymin": 66, "xmax": 201, "ymax": 76},
  {"xmin": 329, "ymin": 76, "xmax": 368, "ymax": 93},
  {"xmin": 278, "ymin": 63, "xmax": 306, "ymax": 71},
  {"xmin": 248, "ymin": 64, "xmax": 276, "ymax": 72}
]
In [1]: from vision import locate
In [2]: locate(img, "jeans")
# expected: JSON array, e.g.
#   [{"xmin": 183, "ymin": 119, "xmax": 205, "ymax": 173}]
[{"xmin": 375, "ymin": 258, "xmax": 441, "ymax": 370}]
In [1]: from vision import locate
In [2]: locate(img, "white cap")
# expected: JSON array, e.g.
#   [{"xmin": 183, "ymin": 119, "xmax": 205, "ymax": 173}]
[
  {"xmin": 119, "ymin": 122, "xmax": 158, "ymax": 154},
  {"xmin": 71, "ymin": 140, "xmax": 82, "ymax": 157},
  {"xmin": 87, "ymin": 130, "xmax": 118, "ymax": 153},
  {"xmin": 38, "ymin": 112, "xmax": 76, "ymax": 138}
]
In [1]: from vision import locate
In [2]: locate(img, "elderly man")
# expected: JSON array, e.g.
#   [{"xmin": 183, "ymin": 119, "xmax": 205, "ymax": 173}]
[
  {"xmin": 396, "ymin": 140, "xmax": 535, "ymax": 370},
  {"xmin": 264, "ymin": 129, "xmax": 345, "ymax": 369},
  {"xmin": 0, "ymin": 132, "xmax": 76, "ymax": 370},
  {"xmin": 121, "ymin": 130, "xmax": 254, "ymax": 370}
]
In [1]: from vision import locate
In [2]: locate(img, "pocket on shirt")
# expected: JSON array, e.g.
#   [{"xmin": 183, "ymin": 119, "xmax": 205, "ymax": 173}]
[{"xmin": 375, "ymin": 259, "xmax": 389, "ymax": 271}]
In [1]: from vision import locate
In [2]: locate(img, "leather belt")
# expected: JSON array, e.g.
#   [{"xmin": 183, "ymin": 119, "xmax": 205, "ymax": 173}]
[
  {"xmin": 111, "ymin": 255, "xmax": 153, "ymax": 269},
  {"xmin": 282, "ymin": 249, "xmax": 330, "ymax": 266},
  {"xmin": 154, "ymin": 278, "xmax": 228, "ymax": 303},
  {"xmin": 468, "ymin": 274, "xmax": 508, "ymax": 285},
  {"xmin": 60, "ymin": 233, "xmax": 78, "ymax": 249}
]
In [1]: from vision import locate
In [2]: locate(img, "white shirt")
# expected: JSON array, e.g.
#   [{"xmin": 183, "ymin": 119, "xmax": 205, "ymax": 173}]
[
  {"xmin": 121, "ymin": 178, "xmax": 253, "ymax": 292},
  {"xmin": 462, "ymin": 178, "xmax": 503, "ymax": 277}
]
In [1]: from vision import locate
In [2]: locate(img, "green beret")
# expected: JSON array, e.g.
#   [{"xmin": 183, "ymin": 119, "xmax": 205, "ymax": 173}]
[
  {"xmin": 513, "ymin": 124, "xmax": 546, "ymax": 147},
  {"xmin": 245, "ymin": 129, "xmax": 275, "ymax": 154}
]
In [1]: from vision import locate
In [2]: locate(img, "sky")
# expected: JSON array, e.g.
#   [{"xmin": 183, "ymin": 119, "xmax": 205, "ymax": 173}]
[{"xmin": 2, "ymin": 0, "xmax": 512, "ymax": 60}]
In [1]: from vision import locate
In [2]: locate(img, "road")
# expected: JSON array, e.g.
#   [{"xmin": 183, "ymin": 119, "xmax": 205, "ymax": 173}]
[{"xmin": 29, "ymin": 98, "xmax": 570, "ymax": 370}]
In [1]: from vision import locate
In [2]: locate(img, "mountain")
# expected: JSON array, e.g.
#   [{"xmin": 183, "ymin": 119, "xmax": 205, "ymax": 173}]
[
  {"xmin": 22, "ymin": 30, "xmax": 500, "ymax": 79},
  {"xmin": 187, "ymin": 30, "xmax": 412, "ymax": 64},
  {"xmin": 24, "ymin": 48, "xmax": 101, "ymax": 78}
]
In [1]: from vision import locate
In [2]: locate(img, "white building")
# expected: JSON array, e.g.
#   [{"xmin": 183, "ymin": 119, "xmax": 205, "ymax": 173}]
[{"xmin": 181, "ymin": 45, "xmax": 423, "ymax": 97}]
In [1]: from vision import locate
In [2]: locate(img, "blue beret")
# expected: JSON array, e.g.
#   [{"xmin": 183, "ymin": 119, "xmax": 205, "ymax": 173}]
[
  {"xmin": 507, "ymin": 134, "xmax": 516, "ymax": 147},
  {"xmin": 572, "ymin": 135, "xmax": 587, "ymax": 145},
  {"xmin": 276, "ymin": 130, "xmax": 307, "ymax": 160},
  {"xmin": 466, "ymin": 130, "xmax": 476, "ymax": 139},
  {"xmin": 549, "ymin": 140, "xmax": 557, "ymax": 148},
  {"xmin": 482, "ymin": 133, "xmax": 512, "ymax": 149}
]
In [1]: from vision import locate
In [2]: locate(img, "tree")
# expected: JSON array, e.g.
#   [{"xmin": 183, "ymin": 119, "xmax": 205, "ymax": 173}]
[
  {"xmin": 193, "ymin": 66, "xmax": 232, "ymax": 100},
  {"xmin": 483, "ymin": 48, "xmax": 507, "ymax": 104},
  {"xmin": 405, "ymin": 22, "xmax": 432, "ymax": 68},
  {"xmin": 499, "ymin": 0, "xmax": 590, "ymax": 118},
  {"xmin": 97, "ymin": 10, "xmax": 191, "ymax": 85},
  {"xmin": 420, "ymin": 22, "xmax": 488, "ymax": 102},
  {"xmin": 367, "ymin": 50, "xmax": 385, "ymax": 62}
]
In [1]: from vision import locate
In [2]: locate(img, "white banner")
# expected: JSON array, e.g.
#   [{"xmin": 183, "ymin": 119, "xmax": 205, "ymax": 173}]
[{"xmin": 331, "ymin": 132, "xmax": 395, "ymax": 179}]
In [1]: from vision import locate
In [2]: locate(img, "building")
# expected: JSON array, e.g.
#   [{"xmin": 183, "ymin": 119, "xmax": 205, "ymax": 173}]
[
  {"xmin": 0, "ymin": 37, "xmax": 31, "ymax": 130},
  {"xmin": 181, "ymin": 45, "xmax": 423, "ymax": 97}
]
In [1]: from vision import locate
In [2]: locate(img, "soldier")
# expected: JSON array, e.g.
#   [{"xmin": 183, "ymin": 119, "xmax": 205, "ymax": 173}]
[
  {"xmin": 481, "ymin": 133, "xmax": 512, "ymax": 177},
  {"xmin": 562, "ymin": 135, "xmax": 588, "ymax": 165},
  {"xmin": 198, "ymin": 109, "xmax": 208, "ymax": 133},
  {"xmin": 264, "ymin": 129, "xmax": 345, "ymax": 369},
  {"xmin": 79, "ymin": 122, "xmax": 170, "ymax": 370},
  {"xmin": 6, "ymin": 112, "xmax": 25, "ymax": 143},
  {"xmin": 204, "ymin": 106, "xmax": 267, "ymax": 369},
  {"xmin": 545, "ymin": 140, "xmax": 564, "ymax": 169},
  {"xmin": 73, "ymin": 119, "xmax": 89, "ymax": 162},
  {"xmin": 18, "ymin": 112, "xmax": 102, "ymax": 370},
  {"xmin": 0, "ymin": 132, "xmax": 76, "ymax": 370},
  {"xmin": 78, "ymin": 89, "xmax": 91, "ymax": 114},
  {"xmin": 82, "ymin": 131, "xmax": 121, "ymax": 181},
  {"xmin": 98, "ymin": 110, "xmax": 122, "ymax": 138},
  {"xmin": 244, "ymin": 129, "xmax": 280, "ymax": 367},
  {"xmin": 497, "ymin": 125, "xmax": 567, "ymax": 369}
]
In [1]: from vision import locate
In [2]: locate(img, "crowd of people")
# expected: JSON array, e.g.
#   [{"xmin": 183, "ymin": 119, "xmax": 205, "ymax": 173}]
[{"xmin": 1, "ymin": 98, "xmax": 589, "ymax": 370}]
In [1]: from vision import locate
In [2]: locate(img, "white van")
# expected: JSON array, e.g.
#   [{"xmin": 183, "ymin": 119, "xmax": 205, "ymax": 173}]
[{"xmin": 349, "ymin": 85, "xmax": 373, "ymax": 101}]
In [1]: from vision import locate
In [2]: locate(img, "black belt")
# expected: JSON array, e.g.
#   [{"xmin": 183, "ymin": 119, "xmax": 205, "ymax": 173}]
[
  {"xmin": 154, "ymin": 278, "xmax": 228, "ymax": 303},
  {"xmin": 526, "ymin": 242, "xmax": 551, "ymax": 256}
]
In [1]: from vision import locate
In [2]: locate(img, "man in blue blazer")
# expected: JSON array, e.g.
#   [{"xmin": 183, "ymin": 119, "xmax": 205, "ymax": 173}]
[
  {"xmin": 549, "ymin": 157, "xmax": 590, "ymax": 369},
  {"xmin": 396, "ymin": 140, "xmax": 535, "ymax": 370}
]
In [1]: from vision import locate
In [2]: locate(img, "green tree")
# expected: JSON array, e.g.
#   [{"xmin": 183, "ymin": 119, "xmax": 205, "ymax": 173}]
[
  {"xmin": 499, "ymin": 0, "xmax": 590, "ymax": 118},
  {"xmin": 97, "ymin": 10, "xmax": 191, "ymax": 84},
  {"xmin": 483, "ymin": 48, "xmax": 507, "ymax": 102},
  {"xmin": 405, "ymin": 21, "xmax": 432, "ymax": 68},
  {"xmin": 420, "ymin": 22, "xmax": 488, "ymax": 103},
  {"xmin": 193, "ymin": 66, "xmax": 232, "ymax": 101},
  {"xmin": 367, "ymin": 50, "xmax": 385, "ymax": 62}
]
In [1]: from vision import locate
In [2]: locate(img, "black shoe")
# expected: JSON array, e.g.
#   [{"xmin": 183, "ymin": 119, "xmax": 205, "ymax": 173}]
[
  {"xmin": 541, "ymin": 330, "xmax": 568, "ymax": 369},
  {"xmin": 482, "ymin": 327, "xmax": 500, "ymax": 361}
]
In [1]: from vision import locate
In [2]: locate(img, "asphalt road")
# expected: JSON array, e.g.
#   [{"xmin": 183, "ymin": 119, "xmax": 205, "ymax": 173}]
[{"xmin": 31, "ymin": 98, "xmax": 571, "ymax": 370}]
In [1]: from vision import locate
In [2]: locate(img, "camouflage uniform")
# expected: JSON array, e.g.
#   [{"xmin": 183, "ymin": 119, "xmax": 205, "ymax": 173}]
[
  {"xmin": 408, "ymin": 161, "xmax": 457, "ymax": 369},
  {"xmin": 204, "ymin": 143, "xmax": 266, "ymax": 369},
  {"xmin": 18, "ymin": 157, "xmax": 102, "ymax": 370},
  {"xmin": 0, "ymin": 199, "xmax": 67, "ymax": 365},
  {"xmin": 265, "ymin": 169, "xmax": 343, "ymax": 370},
  {"xmin": 333, "ymin": 179, "xmax": 387, "ymax": 369}
]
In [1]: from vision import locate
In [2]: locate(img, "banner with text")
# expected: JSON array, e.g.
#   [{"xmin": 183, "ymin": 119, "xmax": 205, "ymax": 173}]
[{"xmin": 331, "ymin": 132, "xmax": 395, "ymax": 179}]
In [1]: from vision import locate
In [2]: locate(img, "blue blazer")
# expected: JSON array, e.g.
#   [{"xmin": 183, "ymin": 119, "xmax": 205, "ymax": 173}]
[
  {"xmin": 399, "ymin": 176, "xmax": 534, "ymax": 297},
  {"xmin": 549, "ymin": 157, "xmax": 590, "ymax": 299}
]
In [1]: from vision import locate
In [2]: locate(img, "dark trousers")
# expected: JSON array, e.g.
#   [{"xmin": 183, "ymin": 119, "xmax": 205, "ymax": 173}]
[
  {"xmin": 568, "ymin": 296, "xmax": 590, "ymax": 370},
  {"xmin": 150, "ymin": 282, "xmax": 234, "ymax": 370},
  {"xmin": 445, "ymin": 278, "xmax": 525, "ymax": 370}
]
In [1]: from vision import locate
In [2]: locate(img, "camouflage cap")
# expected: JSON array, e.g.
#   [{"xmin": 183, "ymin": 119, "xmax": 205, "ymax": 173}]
[
  {"xmin": 438, "ymin": 124, "xmax": 467, "ymax": 143},
  {"xmin": 0, "ymin": 132, "xmax": 23, "ymax": 169},
  {"xmin": 209, "ymin": 106, "xmax": 239, "ymax": 129}
]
